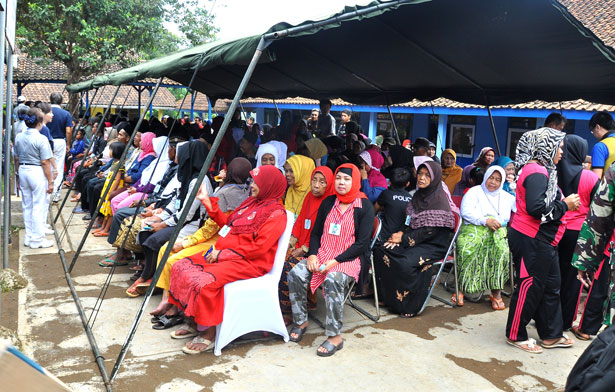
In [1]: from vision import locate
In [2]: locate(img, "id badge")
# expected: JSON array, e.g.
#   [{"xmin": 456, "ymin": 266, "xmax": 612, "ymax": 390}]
[
  {"xmin": 174, "ymin": 199, "xmax": 181, "ymax": 210},
  {"xmin": 405, "ymin": 215, "xmax": 411, "ymax": 226},
  {"xmin": 153, "ymin": 184, "xmax": 161, "ymax": 193},
  {"xmin": 329, "ymin": 223, "xmax": 341, "ymax": 236},
  {"xmin": 219, "ymin": 225, "xmax": 231, "ymax": 237},
  {"xmin": 304, "ymin": 219, "xmax": 311, "ymax": 230}
]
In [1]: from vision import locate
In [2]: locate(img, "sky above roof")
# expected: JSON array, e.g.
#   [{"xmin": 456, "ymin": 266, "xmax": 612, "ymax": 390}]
[{"xmin": 201, "ymin": 0, "xmax": 373, "ymax": 41}]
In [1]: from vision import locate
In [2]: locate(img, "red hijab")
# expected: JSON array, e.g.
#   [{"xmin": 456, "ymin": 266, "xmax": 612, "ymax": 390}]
[
  {"xmin": 226, "ymin": 165, "xmax": 286, "ymax": 234},
  {"xmin": 334, "ymin": 163, "xmax": 367, "ymax": 204},
  {"xmin": 291, "ymin": 166, "xmax": 334, "ymax": 248}
]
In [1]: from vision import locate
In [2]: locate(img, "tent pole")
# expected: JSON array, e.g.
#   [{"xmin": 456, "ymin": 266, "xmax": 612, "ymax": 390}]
[
  {"xmin": 68, "ymin": 81, "xmax": 162, "ymax": 273},
  {"xmin": 110, "ymin": 37, "xmax": 271, "ymax": 382},
  {"xmin": 190, "ymin": 91, "xmax": 195, "ymax": 120},
  {"xmin": 485, "ymin": 104, "xmax": 501, "ymax": 156},
  {"xmin": 272, "ymin": 99, "xmax": 281, "ymax": 125},
  {"xmin": 386, "ymin": 105, "xmax": 401, "ymax": 145},
  {"xmin": 3, "ymin": 48, "xmax": 14, "ymax": 270},
  {"xmin": 53, "ymin": 86, "xmax": 107, "ymax": 223},
  {"xmin": 207, "ymin": 96, "xmax": 212, "ymax": 120},
  {"xmin": 0, "ymin": 7, "xmax": 5, "ymax": 332}
]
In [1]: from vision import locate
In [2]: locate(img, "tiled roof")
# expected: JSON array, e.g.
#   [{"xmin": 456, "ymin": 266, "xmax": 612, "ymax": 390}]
[
  {"xmin": 175, "ymin": 92, "xmax": 211, "ymax": 111},
  {"xmin": 6, "ymin": 82, "xmax": 178, "ymax": 109},
  {"xmin": 558, "ymin": 0, "xmax": 615, "ymax": 48}
]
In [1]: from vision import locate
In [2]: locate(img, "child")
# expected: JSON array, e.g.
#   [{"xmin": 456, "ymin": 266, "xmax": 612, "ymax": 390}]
[
  {"xmin": 375, "ymin": 167, "xmax": 412, "ymax": 243},
  {"xmin": 463, "ymin": 167, "xmax": 485, "ymax": 195},
  {"xmin": 92, "ymin": 142, "xmax": 126, "ymax": 237}
]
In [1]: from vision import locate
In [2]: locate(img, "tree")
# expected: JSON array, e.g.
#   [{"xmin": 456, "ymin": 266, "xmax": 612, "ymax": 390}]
[{"xmin": 17, "ymin": 0, "xmax": 218, "ymax": 112}]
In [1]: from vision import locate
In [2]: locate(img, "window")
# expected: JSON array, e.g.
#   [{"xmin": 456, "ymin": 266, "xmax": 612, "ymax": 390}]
[
  {"xmin": 376, "ymin": 113, "xmax": 413, "ymax": 140},
  {"xmin": 449, "ymin": 124, "xmax": 475, "ymax": 157},
  {"xmin": 263, "ymin": 109, "xmax": 278, "ymax": 126},
  {"xmin": 507, "ymin": 128, "xmax": 529, "ymax": 159}
]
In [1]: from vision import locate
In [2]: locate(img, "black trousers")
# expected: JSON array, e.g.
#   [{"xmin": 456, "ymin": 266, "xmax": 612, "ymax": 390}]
[
  {"xmin": 577, "ymin": 256, "xmax": 611, "ymax": 335},
  {"xmin": 558, "ymin": 229, "xmax": 582, "ymax": 330},
  {"xmin": 506, "ymin": 227, "xmax": 563, "ymax": 341},
  {"xmin": 107, "ymin": 207, "xmax": 138, "ymax": 245},
  {"xmin": 75, "ymin": 168, "xmax": 96, "ymax": 194},
  {"xmin": 137, "ymin": 226, "xmax": 175, "ymax": 281},
  {"xmin": 83, "ymin": 178, "xmax": 104, "ymax": 216}
]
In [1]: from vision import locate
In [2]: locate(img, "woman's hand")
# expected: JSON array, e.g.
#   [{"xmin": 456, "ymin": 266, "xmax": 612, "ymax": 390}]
[
  {"xmin": 384, "ymin": 231, "xmax": 403, "ymax": 249},
  {"xmin": 321, "ymin": 259, "xmax": 339, "ymax": 273},
  {"xmin": 564, "ymin": 193, "xmax": 581, "ymax": 211},
  {"xmin": 206, "ymin": 249, "xmax": 221, "ymax": 263},
  {"xmin": 127, "ymin": 187, "xmax": 136, "ymax": 194},
  {"xmin": 196, "ymin": 181, "xmax": 212, "ymax": 210},
  {"xmin": 306, "ymin": 255, "xmax": 319, "ymax": 272},
  {"xmin": 360, "ymin": 165, "xmax": 368, "ymax": 180},
  {"xmin": 290, "ymin": 248, "xmax": 306, "ymax": 258},
  {"xmin": 577, "ymin": 269, "xmax": 594, "ymax": 288},
  {"xmin": 485, "ymin": 218, "xmax": 502, "ymax": 231},
  {"xmin": 172, "ymin": 241, "xmax": 183, "ymax": 253},
  {"xmin": 148, "ymin": 222, "xmax": 166, "ymax": 232},
  {"xmin": 47, "ymin": 182, "xmax": 54, "ymax": 194},
  {"xmin": 218, "ymin": 169, "xmax": 227, "ymax": 182}
]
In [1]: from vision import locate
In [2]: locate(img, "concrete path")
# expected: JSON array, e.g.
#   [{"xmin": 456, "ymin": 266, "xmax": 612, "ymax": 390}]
[{"xmin": 15, "ymin": 194, "xmax": 591, "ymax": 391}]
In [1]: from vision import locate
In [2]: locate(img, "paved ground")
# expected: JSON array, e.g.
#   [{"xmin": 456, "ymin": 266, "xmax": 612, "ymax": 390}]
[{"xmin": 12, "ymin": 196, "xmax": 593, "ymax": 391}]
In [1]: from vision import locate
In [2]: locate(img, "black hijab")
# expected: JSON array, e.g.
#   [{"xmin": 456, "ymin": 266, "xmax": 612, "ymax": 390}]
[
  {"xmin": 388, "ymin": 144, "xmax": 414, "ymax": 169},
  {"xmin": 177, "ymin": 140, "xmax": 208, "ymax": 208},
  {"xmin": 557, "ymin": 134, "xmax": 587, "ymax": 197}
]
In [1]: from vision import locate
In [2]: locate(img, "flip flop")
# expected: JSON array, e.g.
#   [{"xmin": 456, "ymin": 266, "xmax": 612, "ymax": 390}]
[
  {"xmin": 541, "ymin": 334, "xmax": 574, "ymax": 349},
  {"xmin": 92, "ymin": 231, "xmax": 109, "ymax": 237},
  {"xmin": 99, "ymin": 258, "xmax": 128, "ymax": 267},
  {"xmin": 490, "ymin": 295, "xmax": 505, "ymax": 310},
  {"xmin": 170, "ymin": 326, "xmax": 199, "ymax": 339},
  {"xmin": 289, "ymin": 325, "xmax": 307, "ymax": 342},
  {"xmin": 507, "ymin": 338, "xmax": 543, "ymax": 354},
  {"xmin": 152, "ymin": 315, "xmax": 185, "ymax": 330},
  {"xmin": 182, "ymin": 336, "xmax": 214, "ymax": 354},
  {"xmin": 125, "ymin": 285, "xmax": 141, "ymax": 298},
  {"xmin": 451, "ymin": 293, "xmax": 464, "ymax": 306},
  {"xmin": 571, "ymin": 326, "xmax": 591, "ymax": 341},
  {"xmin": 316, "ymin": 339, "xmax": 343, "ymax": 357}
]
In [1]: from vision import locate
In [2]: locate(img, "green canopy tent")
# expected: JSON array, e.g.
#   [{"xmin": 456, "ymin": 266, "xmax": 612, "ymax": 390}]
[{"xmin": 68, "ymin": 0, "xmax": 615, "ymax": 106}]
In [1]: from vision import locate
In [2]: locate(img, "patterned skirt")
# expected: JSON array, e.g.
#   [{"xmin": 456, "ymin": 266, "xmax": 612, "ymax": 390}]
[{"xmin": 456, "ymin": 224, "xmax": 510, "ymax": 294}]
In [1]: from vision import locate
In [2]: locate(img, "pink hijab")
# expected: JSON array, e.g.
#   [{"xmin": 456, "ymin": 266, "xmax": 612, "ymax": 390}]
[
  {"xmin": 138, "ymin": 132, "xmax": 156, "ymax": 161},
  {"xmin": 360, "ymin": 148, "xmax": 388, "ymax": 188}
]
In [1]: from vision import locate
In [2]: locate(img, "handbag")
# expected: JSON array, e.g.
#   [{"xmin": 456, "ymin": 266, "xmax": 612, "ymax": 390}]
[{"xmin": 113, "ymin": 216, "xmax": 143, "ymax": 253}]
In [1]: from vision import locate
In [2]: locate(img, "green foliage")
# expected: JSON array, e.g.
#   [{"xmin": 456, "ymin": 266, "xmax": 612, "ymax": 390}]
[
  {"xmin": 17, "ymin": 0, "xmax": 218, "ymax": 82},
  {"xmin": 168, "ymin": 87, "xmax": 188, "ymax": 101}
]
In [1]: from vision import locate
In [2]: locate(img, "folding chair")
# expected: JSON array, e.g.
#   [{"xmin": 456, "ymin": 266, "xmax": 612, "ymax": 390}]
[
  {"xmin": 417, "ymin": 211, "xmax": 462, "ymax": 315},
  {"xmin": 347, "ymin": 216, "xmax": 382, "ymax": 322}
]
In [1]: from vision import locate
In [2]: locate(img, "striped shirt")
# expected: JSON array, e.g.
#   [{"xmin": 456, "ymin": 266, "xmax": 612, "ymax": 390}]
[{"xmin": 310, "ymin": 197, "xmax": 362, "ymax": 293}]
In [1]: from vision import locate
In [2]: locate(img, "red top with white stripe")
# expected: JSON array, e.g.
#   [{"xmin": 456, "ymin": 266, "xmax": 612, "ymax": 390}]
[{"xmin": 310, "ymin": 197, "xmax": 362, "ymax": 293}]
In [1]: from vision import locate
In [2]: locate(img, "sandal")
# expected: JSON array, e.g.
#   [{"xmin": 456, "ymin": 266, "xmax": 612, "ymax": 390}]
[
  {"xmin": 125, "ymin": 282, "xmax": 141, "ymax": 298},
  {"xmin": 541, "ymin": 334, "xmax": 574, "ymax": 349},
  {"xmin": 571, "ymin": 326, "xmax": 591, "ymax": 341},
  {"xmin": 152, "ymin": 315, "xmax": 184, "ymax": 330},
  {"xmin": 399, "ymin": 313, "xmax": 415, "ymax": 318},
  {"xmin": 507, "ymin": 338, "xmax": 543, "ymax": 354},
  {"xmin": 289, "ymin": 325, "xmax": 307, "ymax": 342},
  {"xmin": 451, "ymin": 293, "xmax": 464, "ymax": 306},
  {"xmin": 129, "ymin": 271, "xmax": 141, "ymax": 281},
  {"xmin": 490, "ymin": 295, "xmax": 505, "ymax": 310},
  {"xmin": 170, "ymin": 326, "xmax": 199, "ymax": 339},
  {"xmin": 92, "ymin": 231, "xmax": 109, "ymax": 237},
  {"xmin": 316, "ymin": 339, "xmax": 344, "ymax": 357},
  {"xmin": 99, "ymin": 258, "xmax": 128, "ymax": 267},
  {"xmin": 135, "ymin": 279, "xmax": 152, "ymax": 294},
  {"xmin": 182, "ymin": 336, "xmax": 214, "ymax": 354}
]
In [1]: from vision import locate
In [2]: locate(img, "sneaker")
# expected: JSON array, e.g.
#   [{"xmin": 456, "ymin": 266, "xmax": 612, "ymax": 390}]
[
  {"xmin": 24, "ymin": 238, "xmax": 31, "ymax": 247},
  {"xmin": 44, "ymin": 228, "xmax": 55, "ymax": 235},
  {"xmin": 73, "ymin": 206, "xmax": 85, "ymax": 213},
  {"xmin": 52, "ymin": 192, "xmax": 62, "ymax": 203},
  {"xmin": 29, "ymin": 239, "xmax": 54, "ymax": 249},
  {"xmin": 82, "ymin": 214, "xmax": 91, "ymax": 221}
]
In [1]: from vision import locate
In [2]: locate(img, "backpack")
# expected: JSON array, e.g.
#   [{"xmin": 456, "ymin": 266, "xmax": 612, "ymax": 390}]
[{"xmin": 566, "ymin": 325, "xmax": 615, "ymax": 392}]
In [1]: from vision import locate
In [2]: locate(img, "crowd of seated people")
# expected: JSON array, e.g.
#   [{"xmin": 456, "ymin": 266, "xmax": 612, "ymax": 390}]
[{"xmin": 62, "ymin": 106, "xmax": 614, "ymax": 358}]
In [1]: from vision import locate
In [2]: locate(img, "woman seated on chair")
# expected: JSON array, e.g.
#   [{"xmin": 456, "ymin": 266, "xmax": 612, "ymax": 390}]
[
  {"xmin": 378, "ymin": 161, "xmax": 455, "ymax": 318},
  {"xmin": 455, "ymin": 166, "xmax": 515, "ymax": 309},
  {"xmin": 148, "ymin": 158, "xmax": 252, "ymax": 325},
  {"xmin": 288, "ymin": 163, "xmax": 374, "ymax": 357},
  {"xmin": 167, "ymin": 165, "xmax": 288, "ymax": 354},
  {"xmin": 278, "ymin": 166, "xmax": 334, "ymax": 324}
]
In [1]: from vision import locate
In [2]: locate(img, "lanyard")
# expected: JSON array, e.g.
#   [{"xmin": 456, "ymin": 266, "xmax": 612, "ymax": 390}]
[
  {"xmin": 482, "ymin": 189, "xmax": 500, "ymax": 217},
  {"xmin": 333, "ymin": 199, "xmax": 354, "ymax": 225}
]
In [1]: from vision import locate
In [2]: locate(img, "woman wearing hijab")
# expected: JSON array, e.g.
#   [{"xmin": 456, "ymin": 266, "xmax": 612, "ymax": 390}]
[
  {"xmin": 110, "ymin": 136, "xmax": 170, "ymax": 215},
  {"xmin": 358, "ymin": 148, "xmax": 388, "ymax": 202},
  {"xmin": 284, "ymin": 154, "xmax": 316, "ymax": 217},
  {"xmin": 279, "ymin": 166, "xmax": 334, "ymax": 322},
  {"xmin": 454, "ymin": 147, "xmax": 495, "ymax": 196},
  {"xmin": 441, "ymin": 149, "xmax": 463, "ymax": 194},
  {"xmin": 506, "ymin": 128, "xmax": 580, "ymax": 354},
  {"xmin": 125, "ymin": 141, "xmax": 212, "ymax": 297},
  {"xmin": 379, "ymin": 161, "xmax": 455, "ymax": 318},
  {"xmin": 123, "ymin": 131, "xmax": 157, "ymax": 185},
  {"xmin": 555, "ymin": 135, "xmax": 600, "ymax": 340},
  {"xmin": 382, "ymin": 143, "xmax": 415, "ymax": 187},
  {"xmin": 255, "ymin": 142, "xmax": 280, "ymax": 170},
  {"xmin": 455, "ymin": 166, "xmax": 516, "ymax": 309},
  {"xmin": 149, "ymin": 158, "xmax": 252, "ymax": 326},
  {"xmin": 167, "ymin": 165, "xmax": 288, "ymax": 354},
  {"xmin": 288, "ymin": 163, "xmax": 374, "ymax": 357},
  {"xmin": 492, "ymin": 156, "xmax": 516, "ymax": 195},
  {"xmin": 304, "ymin": 138, "xmax": 328, "ymax": 166}
]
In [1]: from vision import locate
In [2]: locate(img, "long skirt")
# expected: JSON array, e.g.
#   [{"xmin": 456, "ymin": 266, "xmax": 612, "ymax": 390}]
[
  {"xmin": 156, "ymin": 237, "xmax": 218, "ymax": 291},
  {"xmin": 456, "ymin": 224, "xmax": 510, "ymax": 294},
  {"xmin": 377, "ymin": 234, "xmax": 449, "ymax": 315},
  {"xmin": 168, "ymin": 254, "xmax": 263, "ymax": 327}
]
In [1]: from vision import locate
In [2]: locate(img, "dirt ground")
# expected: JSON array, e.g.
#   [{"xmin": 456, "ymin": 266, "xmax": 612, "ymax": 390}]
[{"xmin": 1, "ymin": 231, "xmax": 21, "ymax": 332}]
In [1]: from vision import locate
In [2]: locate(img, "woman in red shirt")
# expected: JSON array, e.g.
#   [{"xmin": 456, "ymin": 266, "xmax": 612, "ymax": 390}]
[
  {"xmin": 288, "ymin": 164, "xmax": 374, "ymax": 357},
  {"xmin": 167, "ymin": 165, "xmax": 288, "ymax": 354}
]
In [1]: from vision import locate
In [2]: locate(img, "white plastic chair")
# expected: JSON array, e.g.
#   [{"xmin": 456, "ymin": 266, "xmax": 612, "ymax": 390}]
[{"xmin": 213, "ymin": 210, "xmax": 294, "ymax": 356}]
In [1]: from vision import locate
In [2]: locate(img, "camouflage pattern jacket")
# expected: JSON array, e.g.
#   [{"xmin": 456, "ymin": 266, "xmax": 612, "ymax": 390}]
[{"xmin": 572, "ymin": 166, "xmax": 615, "ymax": 327}]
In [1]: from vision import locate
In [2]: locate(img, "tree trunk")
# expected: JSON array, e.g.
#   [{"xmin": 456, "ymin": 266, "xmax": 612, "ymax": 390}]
[{"xmin": 66, "ymin": 67, "xmax": 83, "ymax": 119}]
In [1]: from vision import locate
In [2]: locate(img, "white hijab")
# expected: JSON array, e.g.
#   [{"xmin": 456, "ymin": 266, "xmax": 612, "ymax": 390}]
[
  {"xmin": 256, "ymin": 142, "xmax": 281, "ymax": 170},
  {"xmin": 461, "ymin": 165, "xmax": 515, "ymax": 225},
  {"xmin": 139, "ymin": 136, "xmax": 170, "ymax": 186}
]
